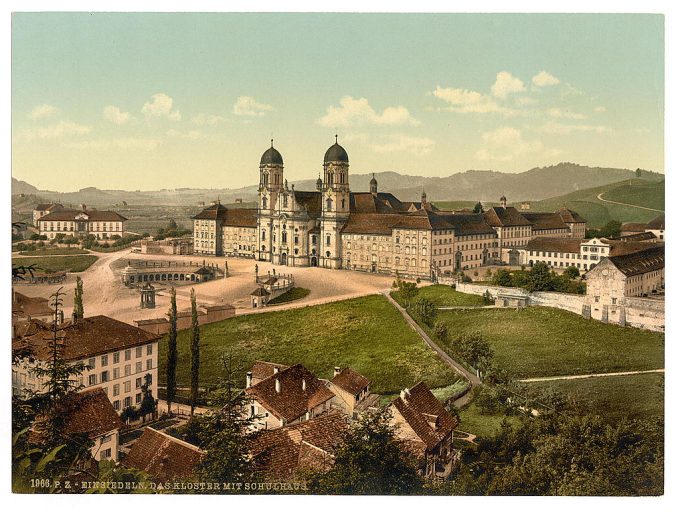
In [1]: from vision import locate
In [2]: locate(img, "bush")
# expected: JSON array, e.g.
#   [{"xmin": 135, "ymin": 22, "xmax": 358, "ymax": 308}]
[
  {"xmin": 409, "ymin": 297, "xmax": 437, "ymax": 327},
  {"xmin": 492, "ymin": 269, "xmax": 513, "ymax": 287},
  {"xmin": 433, "ymin": 321, "xmax": 449, "ymax": 342}
]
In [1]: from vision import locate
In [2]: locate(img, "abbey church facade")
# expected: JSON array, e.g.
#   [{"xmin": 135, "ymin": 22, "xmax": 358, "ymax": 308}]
[{"xmin": 193, "ymin": 140, "xmax": 587, "ymax": 279}]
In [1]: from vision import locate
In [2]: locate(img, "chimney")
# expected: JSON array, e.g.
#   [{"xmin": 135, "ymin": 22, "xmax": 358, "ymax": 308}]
[
  {"xmin": 400, "ymin": 388, "xmax": 410, "ymax": 401},
  {"xmin": 305, "ymin": 411, "xmax": 310, "ymax": 421},
  {"xmin": 275, "ymin": 377, "xmax": 281, "ymax": 393},
  {"xmin": 302, "ymin": 378, "xmax": 306, "ymax": 391},
  {"xmin": 80, "ymin": 204, "xmax": 86, "ymax": 211},
  {"xmin": 334, "ymin": 366, "xmax": 341, "ymax": 377},
  {"xmin": 273, "ymin": 366, "xmax": 279, "ymax": 374},
  {"xmin": 246, "ymin": 371, "xmax": 253, "ymax": 389}
]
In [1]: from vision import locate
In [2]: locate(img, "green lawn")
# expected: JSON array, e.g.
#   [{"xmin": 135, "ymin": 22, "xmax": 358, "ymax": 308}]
[
  {"xmin": 268, "ymin": 287, "xmax": 311, "ymax": 305},
  {"xmin": 159, "ymin": 295, "xmax": 460, "ymax": 395},
  {"xmin": 434, "ymin": 307, "xmax": 664, "ymax": 378},
  {"xmin": 12, "ymin": 255, "xmax": 99, "ymax": 273},
  {"xmin": 458, "ymin": 402, "xmax": 521, "ymax": 439},
  {"xmin": 18, "ymin": 247, "xmax": 88, "ymax": 256},
  {"xmin": 393, "ymin": 285, "xmax": 486, "ymax": 308},
  {"xmin": 601, "ymin": 180, "xmax": 665, "ymax": 211},
  {"xmin": 524, "ymin": 373, "xmax": 664, "ymax": 423}
]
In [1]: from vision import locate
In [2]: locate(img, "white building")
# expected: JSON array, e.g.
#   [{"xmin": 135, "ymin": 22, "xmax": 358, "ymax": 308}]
[
  {"xmin": 12, "ymin": 315, "xmax": 160, "ymax": 414},
  {"xmin": 36, "ymin": 205, "xmax": 127, "ymax": 240}
]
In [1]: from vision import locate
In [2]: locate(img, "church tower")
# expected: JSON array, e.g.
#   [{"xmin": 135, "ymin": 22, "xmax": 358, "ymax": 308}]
[
  {"xmin": 320, "ymin": 136, "xmax": 351, "ymax": 269},
  {"xmin": 256, "ymin": 140, "xmax": 284, "ymax": 262}
]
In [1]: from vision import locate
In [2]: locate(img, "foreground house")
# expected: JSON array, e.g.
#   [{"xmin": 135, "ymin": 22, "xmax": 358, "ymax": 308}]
[
  {"xmin": 122, "ymin": 427, "xmax": 203, "ymax": 481},
  {"xmin": 11, "ymin": 290, "xmax": 54, "ymax": 324},
  {"xmin": 249, "ymin": 412, "xmax": 348, "ymax": 481},
  {"xmin": 244, "ymin": 363, "xmax": 335, "ymax": 430},
  {"xmin": 328, "ymin": 366, "xmax": 373, "ymax": 416},
  {"xmin": 12, "ymin": 315, "xmax": 161, "ymax": 413},
  {"xmin": 389, "ymin": 382, "xmax": 458, "ymax": 479},
  {"xmin": 31, "ymin": 388, "xmax": 124, "ymax": 462}
]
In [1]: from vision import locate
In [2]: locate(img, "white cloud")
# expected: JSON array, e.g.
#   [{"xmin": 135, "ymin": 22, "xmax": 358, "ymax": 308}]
[
  {"xmin": 491, "ymin": 71, "xmax": 526, "ymax": 99},
  {"xmin": 431, "ymin": 86, "xmax": 516, "ymax": 116},
  {"xmin": 233, "ymin": 96, "xmax": 274, "ymax": 117},
  {"xmin": 142, "ymin": 93, "xmax": 181, "ymax": 121},
  {"xmin": 191, "ymin": 113, "xmax": 227, "ymax": 126},
  {"xmin": 594, "ymin": 106, "xmax": 607, "ymax": 113},
  {"xmin": 103, "ymin": 105, "xmax": 132, "ymax": 125},
  {"xmin": 19, "ymin": 120, "xmax": 92, "ymax": 141},
  {"xmin": 546, "ymin": 107, "xmax": 587, "ymax": 120},
  {"xmin": 318, "ymin": 96, "xmax": 419, "ymax": 127},
  {"xmin": 28, "ymin": 104, "xmax": 59, "ymax": 120},
  {"xmin": 343, "ymin": 132, "xmax": 434, "ymax": 155},
  {"xmin": 532, "ymin": 71, "xmax": 560, "ymax": 87},
  {"xmin": 62, "ymin": 138, "xmax": 161, "ymax": 151},
  {"xmin": 541, "ymin": 122, "xmax": 612, "ymax": 135},
  {"xmin": 475, "ymin": 127, "xmax": 545, "ymax": 161}
]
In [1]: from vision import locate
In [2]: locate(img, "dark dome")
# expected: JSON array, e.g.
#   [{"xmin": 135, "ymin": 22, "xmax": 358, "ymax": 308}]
[
  {"xmin": 324, "ymin": 142, "xmax": 349, "ymax": 163},
  {"xmin": 370, "ymin": 175, "xmax": 377, "ymax": 185},
  {"xmin": 260, "ymin": 145, "xmax": 283, "ymax": 166}
]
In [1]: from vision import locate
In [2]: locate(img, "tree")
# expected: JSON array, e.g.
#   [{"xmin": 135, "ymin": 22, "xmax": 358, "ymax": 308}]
[
  {"xmin": 167, "ymin": 218, "xmax": 178, "ymax": 230},
  {"xmin": 410, "ymin": 297, "xmax": 437, "ymax": 327},
  {"xmin": 491, "ymin": 269, "xmax": 513, "ymax": 287},
  {"xmin": 189, "ymin": 288, "xmax": 200, "ymax": 418},
  {"xmin": 393, "ymin": 275, "xmax": 418, "ymax": 305},
  {"xmin": 166, "ymin": 287, "xmax": 178, "ymax": 414},
  {"xmin": 635, "ymin": 168, "xmax": 642, "ymax": 178},
  {"xmin": 73, "ymin": 276, "xmax": 84, "ymax": 321},
  {"xmin": 564, "ymin": 266, "xmax": 580, "ymax": 279},
  {"xmin": 526, "ymin": 262, "xmax": 554, "ymax": 292},
  {"xmin": 306, "ymin": 408, "xmax": 423, "ymax": 494},
  {"xmin": 454, "ymin": 331, "xmax": 493, "ymax": 374},
  {"xmin": 473, "ymin": 201, "xmax": 484, "ymax": 214},
  {"xmin": 194, "ymin": 353, "xmax": 256, "ymax": 487},
  {"xmin": 139, "ymin": 373, "xmax": 157, "ymax": 421},
  {"xmin": 433, "ymin": 320, "xmax": 448, "ymax": 342}
]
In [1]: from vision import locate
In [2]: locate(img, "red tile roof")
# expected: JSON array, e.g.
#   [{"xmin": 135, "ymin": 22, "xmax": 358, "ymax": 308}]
[
  {"xmin": 606, "ymin": 244, "xmax": 665, "ymax": 277},
  {"xmin": 12, "ymin": 291, "xmax": 54, "ymax": 318},
  {"xmin": 249, "ymin": 412, "xmax": 348, "ymax": 480},
  {"xmin": 192, "ymin": 202, "xmax": 228, "ymax": 220},
  {"xmin": 221, "ymin": 208, "xmax": 258, "ymax": 228},
  {"xmin": 522, "ymin": 212, "xmax": 569, "ymax": 231},
  {"xmin": 251, "ymin": 361, "xmax": 290, "ymax": 383},
  {"xmin": 14, "ymin": 315, "xmax": 161, "ymax": 361},
  {"xmin": 526, "ymin": 237, "xmax": 584, "ymax": 254},
  {"xmin": 621, "ymin": 222, "xmax": 648, "ymax": 233},
  {"xmin": 123, "ymin": 427, "xmax": 203, "ymax": 481},
  {"xmin": 646, "ymin": 214, "xmax": 665, "ymax": 230},
  {"xmin": 484, "ymin": 207, "xmax": 533, "ymax": 227},
  {"xmin": 245, "ymin": 364, "xmax": 335, "ymax": 423},
  {"xmin": 331, "ymin": 368, "xmax": 370, "ymax": 395},
  {"xmin": 390, "ymin": 382, "xmax": 457, "ymax": 453},
  {"xmin": 31, "ymin": 388, "xmax": 123, "ymax": 444},
  {"xmin": 557, "ymin": 208, "xmax": 586, "ymax": 224}
]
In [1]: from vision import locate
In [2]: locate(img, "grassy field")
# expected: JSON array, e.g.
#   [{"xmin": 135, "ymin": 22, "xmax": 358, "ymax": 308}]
[
  {"xmin": 12, "ymin": 255, "xmax": 99, "ymax": 273},
  {"xmin": 524, "ymin": 373, "xmax": 664, "ymax": 423},
  {"xmin": 267, "ymin": 287, "xmax": 311, "ymax": 305},
  {"xmin": 524, "ymin": 179, "xmax": 664, "ymax": 228},
  {"xmin": 393, "ymin": 285, "xmax": 486, "ymax": 308},
  {"xmin": 159, "ymin": 295, "xmax": 460, "ymax": 395},
  {"xmin": 600, "ymin": 180, "xmax": 665, "ymax": 211},
  {"xmin": 17, "ymin": 248, "xmax": 88, "ymax": 256},
  {"xmin": 434, "ymin": 307, "xmax": 664, "ymax": 378}
]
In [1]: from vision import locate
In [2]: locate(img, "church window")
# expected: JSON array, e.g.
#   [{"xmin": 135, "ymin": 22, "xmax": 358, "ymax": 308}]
[
  {"xmin": 326, "ymin": 251, "xmax": 331, "ymax": 257},
  {"xmin": 395, "ymin": 257, "xmax": 400, "ymax": 265},
  {"xmin": 283, "ymin": 195, "xmax": 288, "ymax": 207},
  {"xmin": 294, "ymin": 235, "xmax": 299, "ymax": 245},
  {"xmin": 312, "ymin": 235, "xmax": 317, "ymax": 245},
  {"xmin": 263, "ymin": 173, "xmax": 269, "ymax": 186},
  {"xmin": 326, "ymin": 198, "xmax": 333, "ymax": 210},
  {"xmin": 261, "ymin": 230, "xmax": 266, "ymax": 241},
  {"xmin": 326, "ymin": 234, "xmax": 331, "ymax": 246},
  {"xmin": 341, "ymin": 198, "xmax": 346, "ymax": 209},
  {"xmin": 282, "ymin": 232, "xmax": 287, "ymax": 243},
  {"xmin": 262, "ymin": 197, "xmax": 268, "ymax": 208}
]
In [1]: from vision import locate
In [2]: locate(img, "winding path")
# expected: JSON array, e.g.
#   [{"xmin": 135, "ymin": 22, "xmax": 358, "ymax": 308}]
[
  {"xmin": 596, "ymin": 192, "xmax": 664, "ymax": 213},
  {"xmin": 383, "ymin": 292, "xmax": 480, "ymax": 408}
]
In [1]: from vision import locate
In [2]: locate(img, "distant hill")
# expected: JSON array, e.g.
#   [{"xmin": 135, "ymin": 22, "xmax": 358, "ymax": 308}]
[
  {"xmin": 518, "ymin": 179, "xmax": 664, "ymax": 228},
  {"xmin": 11, "ymin": 163, "xmax": 662, "ymax": 208}
]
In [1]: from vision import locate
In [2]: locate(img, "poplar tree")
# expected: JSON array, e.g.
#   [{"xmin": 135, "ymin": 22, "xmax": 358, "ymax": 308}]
[
  {"xmin": 189, "ymin": 288, "xmax": 200, "ymax": 417},
  {"xmin": 166, "ymin": 287, "xmax": 178, "ymax": 414},
  {"xmin": 73, "ymin": 276, "xmax": 84, "ymax": 320}
]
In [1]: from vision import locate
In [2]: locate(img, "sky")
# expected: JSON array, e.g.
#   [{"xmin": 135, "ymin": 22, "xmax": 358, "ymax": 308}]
[{"xmin": 11, "ymin": 13, "xmax": 664, "ymax": 192}]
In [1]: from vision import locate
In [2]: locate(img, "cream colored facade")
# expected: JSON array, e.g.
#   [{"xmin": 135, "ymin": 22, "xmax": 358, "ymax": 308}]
[
  {"xmin": 12, "ymin": 340, "xmax": 159, "ymax": 414},
  {"xmin": 38, "ymin": 213, "xmax": 125, "ymax": 240}
]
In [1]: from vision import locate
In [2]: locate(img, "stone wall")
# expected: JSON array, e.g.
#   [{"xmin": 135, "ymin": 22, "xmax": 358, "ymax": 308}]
[{"xmin": 455, "ymin": 282, "xmax": 664, "ymax": 332}]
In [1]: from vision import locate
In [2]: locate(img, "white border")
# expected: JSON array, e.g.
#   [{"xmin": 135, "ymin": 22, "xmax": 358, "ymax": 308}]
[{"xmin": 2, "ymin": 2, "xmax": 677, "ymax": 511}]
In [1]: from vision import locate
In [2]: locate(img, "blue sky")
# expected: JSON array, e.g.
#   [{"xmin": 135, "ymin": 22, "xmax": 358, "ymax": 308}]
[{"xmin": 11, "ymin": 13, "xmax": 664, "ymax": 191}]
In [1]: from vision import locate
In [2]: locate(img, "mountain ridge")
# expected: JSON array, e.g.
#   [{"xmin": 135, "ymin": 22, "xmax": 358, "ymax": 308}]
[{"xmin": 12, "ymin": 162, "xmax": 663, "ymax": 208}]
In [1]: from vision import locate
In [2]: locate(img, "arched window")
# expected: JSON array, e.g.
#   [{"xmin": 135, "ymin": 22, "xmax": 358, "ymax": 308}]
[
  {"xmin": 263, "ymin": 173, "xmax": 269, "ymax": 186},
  {"xmin": 282, "ymin": 232, "xmax": 287, "ymax": 243},
  {"xmin": 326, "ymin": 234, "xmax": 331, "ymax": 246},
  {"xmin": 326, "ymin": 198, "xmax": 333, "ymax": 210},
  {"xmin": 261, "ymin": 230, "xmax": 266, "ymax": 241},
  {"xmin": 395, "ymin": 257, "xmax": 400, "ymax": 265},
  {"xmin": 341, "ymin": 198, "xmax": 346, "ymax": 209},
  {"xmin": 311, "ymin": 235, "xmax": 317, "ymax": 245},
  {"xmin": 412, "ymin": 258, "xmax": 417, "ymax": 267},
  {"xmin": 262, "ymin": 197, "xmax": 268, "ymax": 209}
]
